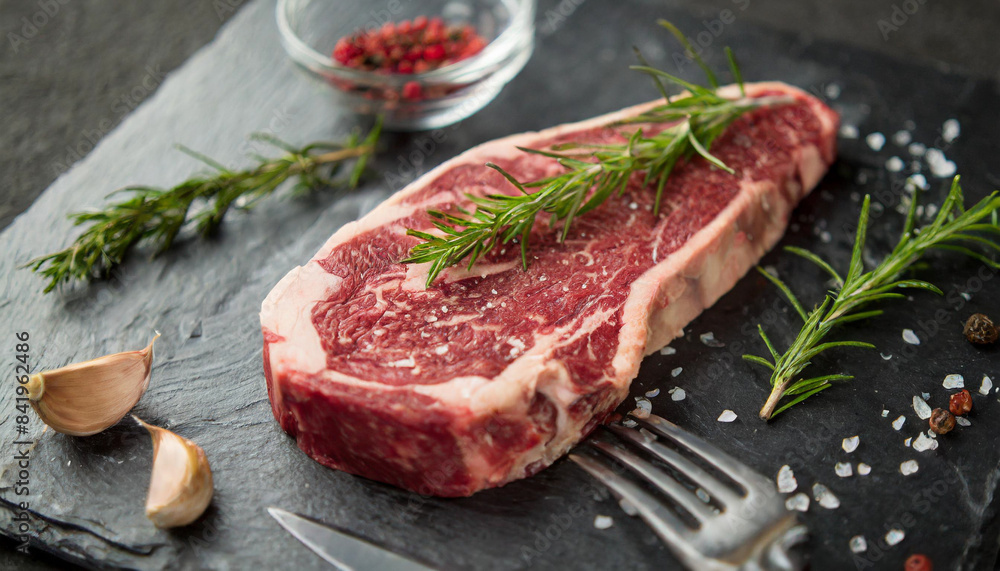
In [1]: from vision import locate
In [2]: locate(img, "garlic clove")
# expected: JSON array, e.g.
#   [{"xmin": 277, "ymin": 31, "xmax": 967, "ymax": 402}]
[
  {"xmin": 135, "ymin": 416, "xmax": 213, "ymax": 528},
  {"xmin": 27, "ymin": 335, "xmax": 159, "ymax": 436}
]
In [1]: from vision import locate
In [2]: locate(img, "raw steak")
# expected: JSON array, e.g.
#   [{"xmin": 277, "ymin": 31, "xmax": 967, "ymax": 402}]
[{"xmin": 261, "ymin": 82, "xmax": 838, "ymax": 497}]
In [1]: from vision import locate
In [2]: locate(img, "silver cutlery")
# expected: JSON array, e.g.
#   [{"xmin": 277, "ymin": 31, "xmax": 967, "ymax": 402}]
[
  {"xmin": 268, "ymin": 507, "xmax": 436, "ymax": 571},
  {"xmin": 570, "ymin": 414, "xmax": 807, "ymax": 571}
]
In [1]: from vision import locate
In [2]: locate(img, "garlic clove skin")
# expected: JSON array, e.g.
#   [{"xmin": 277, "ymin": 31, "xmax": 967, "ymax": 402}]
[
  {"xmin": 27, "ymin": 335, "xmax": 158, "ymax": 436},
  {"xmin": 135, "ymin": 416, "xmax": 214, "ymax": 528}
]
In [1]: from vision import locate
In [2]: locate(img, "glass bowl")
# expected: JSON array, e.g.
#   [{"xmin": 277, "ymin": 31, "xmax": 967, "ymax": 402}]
[{"xmin": 277, "ymin": 0, "xmax": 535, "ymax": 131}]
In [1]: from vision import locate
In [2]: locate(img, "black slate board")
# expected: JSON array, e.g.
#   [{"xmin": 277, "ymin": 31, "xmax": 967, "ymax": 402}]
[{"xmin": 2, "ymin": 0, "xmax": 999, "ymax": 569}]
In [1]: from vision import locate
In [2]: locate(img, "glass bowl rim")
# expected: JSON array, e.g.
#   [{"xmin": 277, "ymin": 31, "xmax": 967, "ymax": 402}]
[{"xmin": 276, "ymin": 0, "xmax": 535, "ymax": 86}]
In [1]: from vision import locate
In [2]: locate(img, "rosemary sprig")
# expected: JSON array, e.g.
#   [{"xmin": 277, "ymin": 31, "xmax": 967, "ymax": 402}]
[
  {"xmin": 747, "ymin": 176, "xmax": 1000, "ymax": 420},
  {"xmin": 403, "ymin": 21, "xmax": 791, "ymax": 287},
  {"xmin": 25, "ymin": 121, "xmax": 381, "ymax": 293}
]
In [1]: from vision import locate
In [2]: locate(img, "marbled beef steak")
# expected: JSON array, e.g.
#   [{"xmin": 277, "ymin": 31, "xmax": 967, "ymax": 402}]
[{"xmin": 260, "ymin": 82, "xmax": 838, "ymax": 496}]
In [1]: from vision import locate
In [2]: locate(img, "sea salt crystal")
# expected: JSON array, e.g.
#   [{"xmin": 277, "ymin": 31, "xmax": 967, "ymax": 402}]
[
  {"xmin": 881, "ymin": 353, "xmax": 893, "ymax": 361},
  {"xmin": 671, "ymin": 367, "xmax": 683, "ymax": 377},
  {"xmin": 912, "ymin": 433, "xmax": 938, "ymax": 452},
  {"xmin": 669, "ymin": 387, "xmax": 686, "ymax": 402},
  {"xmin": 434, "ymin": 345, "xmax": 449, "ymax": 355},
  {"xmin": 960, "ymin": 292, "xmax": 971, "ymax": 301},
  {"xmin": 866, "ymin": 132, "xmax": 886, "ymax": 151},
  {"xmin": 820, "ymin": 231, "xmax": 832, "ymax": 243},
  {"xmin": 718, "ymin": 410, "xmax": 737, "ymax": 423},
  {"xmin": 632, "ymin": 397, "xmax": 652, "ymax": 419},
  {"xmin": 980, "ymin": 375, "xmax": 993, "ymax": 396},
  {"xmin": 842, "ymin": 436, "xmax": 860, "ymax": 453},
  {"xmin": 900, "ymin": 460, "xmax": 919, "ymax": 476},
  {"xmin": 659, "ymin": 346, "xmax": 676, "ymax": 356},
  {"xmin": 629, "ymin": 202, "xmax": 639, "ymax": 210},
  {"xmin": 904, "ymin": 437, "xmax": 912, "ymax": 447},
  {"xmin": 645, "ymin": 388, "xmax": 660, "ymax": 398},
  {"xmin": 858, "ymin": 463, "xmax": 872, "ymax": 476},
  {"xmin": 839, "ymin": 124, "xmax": 859, "ymax": 139},
  {"xmin": 835, "ymin": 462, "xmax": 853, "ymax": 477},
  {"xmin": 885, "ymin": 529, "xmax": 905, "ymax": 546},
  {"xmin": 956, "ymin": 417, "xmax": 971, "ymax": 427},
  {"xmin": 699, "ymin": 332, "xmax": 725, "ymax": 348},
  {"xmin": 622, "ymin": 418, "xmax": 638, "ymax": 428},
  {"xmin": 850, "ymin": 535, "xmax": 868, "ymax": 553},
  {"xmin": 908, "ymin": 173, "xmax": 929, "ymax": 190},
  {"xmin": 426, "ymin": 315, "xmax": 438, "ymax": 323},
  {"xmin": 785, "ymin": 493, "xmax": 809, "ymax": 512},
  {"xmin": 812, "ymin": 483, "xmax": 840, "ymax": 509},
  {"xmin": 777, "ymin": 465, "xmax": 797, "ymax": 493},
  {"xmin": 491, "ymin": 289, "xmax": 498, "ymax": 295},
  {"xmin": 921, "ymin": 392, "xmax": 930, "ymax": 400},
  {"xmin": 389, "ymin": 357, "xmax": 416, "ymax": 368},
  {"xmin": 881, "ymin": 409, "xmax": 890, "ymax": 417},
  {"xmin": 912, "ymin": 396, "xmax": 932, "ymax": 419},
  {"xmin": 619, "ymin": 498, "xmax": 639, "ymax": 516},
  {"xmin": 695, "ymin": 488, "xmax": 711, "ymax": 503},
  {"xmin": 892, "ymin": 415, "xmax": 906, "ymax": 430},
  {"xmin": 902, "ymin": 329, "xmax": 920, "ymax": 345},
  {"xmin": 942, "ymin": 118, "xmax": 960, "ymax": 143},
  {"xmin": 892, "ymin": 130, "xmax": 912, "ymax": 146},
  {"xmin": 942, "ymin": 374, "xmax": 964, "ymax": 389},
  {"xmin": 908, "ymin": 142, "xmax": 926, "ymax": 157},
  {"xmin": 593, "ymin": 515, "xmax": 614, "ymax": 530},
  {"xmin": 825, "ymin": 83, "xmax": 841, "ymax": 99},
  {"xmin": 925, "ymin": 148, "xmax": 957, "ymax": 178}
]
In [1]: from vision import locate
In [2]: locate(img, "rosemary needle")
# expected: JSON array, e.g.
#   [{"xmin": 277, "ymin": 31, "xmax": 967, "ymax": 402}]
[
  {"xmin": 402, "ymin": 22, "xmax": 791, "ymax": 287},
  {"xmin": 747, "ymin": 176, "xmax": 1000, "ymax": 420},
  {"xmin": 25, "ymin": 121, "xmax": 381, "ymax": 293}
]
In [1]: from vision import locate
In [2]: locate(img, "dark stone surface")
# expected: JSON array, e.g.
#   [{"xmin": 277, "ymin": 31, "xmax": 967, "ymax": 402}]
[{"xmin": 2, "ymin": 0, "xmax": 999, "ymax": 569}]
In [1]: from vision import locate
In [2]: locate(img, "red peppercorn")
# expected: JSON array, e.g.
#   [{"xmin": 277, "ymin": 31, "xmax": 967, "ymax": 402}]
[
  {"xmin": 904, "ymin": 553, "xmax": 932, "ymax": 571},
  {"xmin": 949, "ymin": 389, "xmax": 973, "ymax": 416},
  {"xmin": 401, "ymin": 81, "xmax": 422, "ymax": 100}
]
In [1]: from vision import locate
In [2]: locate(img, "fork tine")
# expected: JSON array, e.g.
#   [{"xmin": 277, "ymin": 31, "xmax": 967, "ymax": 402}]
[
  {"xmin": 589, "ymin": 441, "xmax": 717, "ymax": 523},
  {"xmin": 633, "ymin": 414, "xmax": 770, "ymax": 492},
  {"xmin": 568, "ymin": 453, "xmax": 694, "ymax": 546},
  {"xmin": 606, "ymin": 425, "xmax": 743, "ymax": 508}
]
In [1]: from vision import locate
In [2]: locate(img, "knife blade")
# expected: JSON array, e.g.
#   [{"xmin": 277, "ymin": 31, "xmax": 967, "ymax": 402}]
[{"xmin": 268, "ymin": 507, "xmax": 436, "ymax": 571}]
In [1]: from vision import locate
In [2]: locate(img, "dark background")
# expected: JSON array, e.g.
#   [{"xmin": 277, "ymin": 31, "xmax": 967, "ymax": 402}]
[{"xmin": 1, "ymin": 0, "xmax": 998, "ymax": 569}]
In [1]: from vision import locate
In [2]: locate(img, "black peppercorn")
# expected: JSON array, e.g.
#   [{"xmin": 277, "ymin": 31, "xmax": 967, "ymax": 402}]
[
  {"xmin": 928, "ymin": 408, "xmax": 955, "ymax": 435},
  {"xmin": 963, "ymin": 313, "xmax": 998, "ymax": 344}
]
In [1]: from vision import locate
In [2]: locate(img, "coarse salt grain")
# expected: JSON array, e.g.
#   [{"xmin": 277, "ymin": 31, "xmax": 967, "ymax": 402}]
[
  {"xmin": 892, "ymin": 130, "xmax": 912, "ymax": 146},
  {"xmin": 785, "ymin": 493, "xmax": 809, "ymax": 512},
  {"xmin": 699, "ymin": 331, "xmax": 725, "ymax": 348},
  {"xmin": 645, "ymin": 388, "xmax": 660, "ymax": 398},
  {"xmin": 900, "ymin": 460, "xmax": 919, "ymax": 475},
  {"xmin": 695, "ymin": 488, "xmax": 711, "ymax": 503},
  {"xmin": 632, "ymin": 397, "xmax": 652, "ymax": 419},
  {"xmin": 942, "ymin": 374, "xmax": 964, "ymax": 389},
  {"xmin": 908, "ymin": 142, "xmax": 926, "ymax": 156},
  {"xmin": 902, "ymin": 329, "xmax": 920, "ymax": 345},
  {"xmin": 842, "ymin": 436, "xmax": 860, "ymax": 453},
  {"xmin": 858, "ymin": 463, "xmax": 872, "ymax": 476},
  {"xmin": 866, "ymin": 132, "xmax": 886, "ymax": 151},
  {"xmin": 881, "ymin": 353, "xmax": 893, "ymax": 360},
  {"xmin": 912, "ymin": 396, "xmax": 932, "ymax": 420},
  {"xmin": 881, "ymin": 409, "xmax": 890, "ymax": 417},
  {"xmin": 885, "ymin": 156, "xmax": 905, "ymax": 172},
  {"xmin": 835, "ymin": 462, "xmax": 853, "ymax": 477},
  {"xmin": 942, "ymin": 118, "xmax": 960, "ymax": 143},
  {"xmin": 593, "ymin": 515, "xmax": 613, "ymax": 530},
  {"xmin": 956, "ymin": 417, "xmax": 971, "ymax": 427},
  {"xmin": 813, "ymin": 483, "xmax": 840, "ymax": 509},
  {"xmin": 850, "ymin": 535, "xmax": 868, "ymax": 553},
  {"xmin": 912, "ymin": 433, "xmax": 938, "ymax": 452},
  {"xmin": 908, "ymin": 173, "xmax": 929, "ymax": 190},
  {"xmin": 718, "ymin": 410, "xmax": 737, "ymax": 423},
  {"xmin": 659, "ymin": 346, "xmax": 676, "ymax": 356},
  {"xmin": 885, "ymin": 529, "xmax": 905, "ymax": 546},
  {"xmin": 825, "ymin": 83, "xmax": 841, "ymax": 99},
  {"xmin": 671, "ymin": 367, "xmax": 683, "ymax": 378},
  {"xmin": 904, "ymin": 437, "xmax": 912, "ymax": 447},
  {"xmin": 839, "ymin": 124, "xmax": 859, "ymax": 139},
  {"xmin": 434, "ymin": 345, "xmax": 449, "ymax": 355},
  {"xmin": 980, "ymin": 375, "xmax": 993, "ymax": 396},
  {"xmin": 892, "ymin": 415, "xmax": 906, "ymax": 430},
  {"xmin": 669, "ymin": 387, "xmax": 686, "ymax": 402},
  {"xmin": 777, "ymin": 465, "xmax": 797, "ymax": 493}
]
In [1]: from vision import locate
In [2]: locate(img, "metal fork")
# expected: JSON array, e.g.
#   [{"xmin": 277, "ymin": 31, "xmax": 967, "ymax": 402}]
[{"xmin": 569, "ymin": 414, "xmax": 807, "ymax": 571}]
